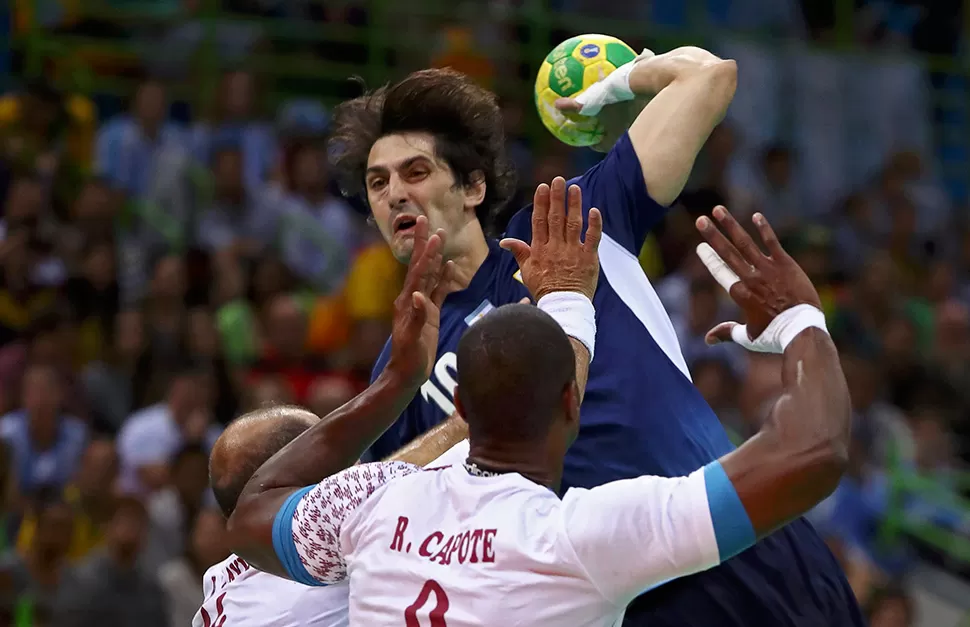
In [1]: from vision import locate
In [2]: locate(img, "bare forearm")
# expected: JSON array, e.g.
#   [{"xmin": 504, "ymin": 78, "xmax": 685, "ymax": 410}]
[
  {"xmin": 626, "ymin": 47, "xmax": 737, "ymax": 206},
  {"xmin": 569, "ymin": 337, "xmax": 591, "ymax": 404},
  {"xmin": 724, "ymin": 328, "xmax": 851, "ymax": 535},
  {"xmin": 244, "ymin": 369, "xmax": 418, "ymax": 494},
  {"xmin": 228, "ymin": 368, "xmax": 420, "ymax": 575},
  {"xmin": 387, "ymin": 414, "xmax": 468, "ymax": 466}
]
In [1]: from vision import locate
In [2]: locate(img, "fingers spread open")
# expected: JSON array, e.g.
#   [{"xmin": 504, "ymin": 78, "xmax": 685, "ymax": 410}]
[
  {"xmin": 584, "ymin": 207, "xmax": 603, "ymax": 255},
  {"xmin": 565, "ymin": 184, "xmax": 584, "ymax": 244},
  {"xmin": 696, "ymin": 215, "xmax": 756, "ymax": 281},
  {"xmin": 532, "ymin": 183, "xmax": 550, "ymax": 246},
  {"xmin": 548, "ymin": 177, "xmax": 567, "ymax": 241},
  {"xmin": 712, "ymin": 206, "xmax": 765, "ymax": 269},
  {"xmin": 752, "ymin": 212, "xmax": 785, "ymax": 258}
]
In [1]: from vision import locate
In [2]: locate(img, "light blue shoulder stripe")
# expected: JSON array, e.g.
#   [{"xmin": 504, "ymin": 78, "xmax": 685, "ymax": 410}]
[
  {"xmin": 703, "ymin": 460, "xmax": 756, "ymax": 562},
  {"xmin": 271, "ymin": 486, "xmax": 328, "ymax": 586}
]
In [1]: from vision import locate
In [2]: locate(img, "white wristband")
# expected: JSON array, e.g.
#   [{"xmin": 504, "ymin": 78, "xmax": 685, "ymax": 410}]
[
  {"xmin": 730, "ymin": 304, "xmax": 829, "ymax": 354},
  {"xmin": 537, "ymin": 292, "xmax": 596, "ymax": 362},
  {"xmin": 573, "ymin": 49, "xmax": 653, "ymax": 117}
]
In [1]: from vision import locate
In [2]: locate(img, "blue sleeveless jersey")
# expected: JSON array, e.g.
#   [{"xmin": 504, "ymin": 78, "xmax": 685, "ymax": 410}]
[{"xmin": 366, "ymin": 134, "xmax": 864, "ymax": 626}]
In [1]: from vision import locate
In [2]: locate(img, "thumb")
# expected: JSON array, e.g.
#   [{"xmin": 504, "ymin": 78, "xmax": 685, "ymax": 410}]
[
  {"xmin": 554, "ymin": 97, "xmax": 582, "ymax": 113},
  {"xmin": 499, "ymin": 238, "xmax": 531, "ymax": 268},
  {"xmin": 408, "ymin": 291, "xmax": 429, "ymax": 329},
  {"xmin": 705, "ymin": 321, "xmax": 741, "ymax": 346}
]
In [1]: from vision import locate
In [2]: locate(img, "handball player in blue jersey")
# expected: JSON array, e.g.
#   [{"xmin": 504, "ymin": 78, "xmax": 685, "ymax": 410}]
[{"xmin": 327, "ymin": 45, "xmax": 865, "ymax": 625}]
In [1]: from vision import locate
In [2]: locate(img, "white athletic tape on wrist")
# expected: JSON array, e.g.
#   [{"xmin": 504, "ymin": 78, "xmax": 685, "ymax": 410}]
[
  {"xmin": 728, "ymin": 304, "xmax": 829, "ymax": 354},
  {"xmin": 573, "ymin": 49, "xmax": 654, "ymax": 117},
  {"xmin": 695, "ymin": 244, "xmax": 827, "ymax": 353},
  {"xmin": 538, "ymin": 292, "xmax": 596, "ymax": 362}
]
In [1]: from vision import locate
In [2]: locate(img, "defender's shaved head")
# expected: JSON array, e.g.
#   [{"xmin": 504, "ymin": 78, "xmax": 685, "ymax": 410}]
[
  {"xmin": 456, "ymin": 303, "xmax": 576, "ymax": 441},
  {"xmin": 210, "ymin": 405, "xmax": 319, "ymax": 518}
]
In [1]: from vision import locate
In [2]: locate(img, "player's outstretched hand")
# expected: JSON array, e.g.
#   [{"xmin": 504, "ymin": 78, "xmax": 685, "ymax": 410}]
[
  {"xmin": 500, "ymin": 176, "xmax": 602, "ymax": 301},
  {"xmin": 388, "ymin": 215, "xmax": 456, "ymax": 385},
  {"xmin": 695, "ymin": 206, "xmax": 821, "ymax": 349}
]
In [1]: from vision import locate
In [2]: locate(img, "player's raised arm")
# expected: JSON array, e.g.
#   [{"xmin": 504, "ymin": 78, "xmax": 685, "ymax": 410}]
[
  {"xmin": 697, "ymin": 206, "xmax": 850, "ymax": 540},
  {"xmin": 501, "ymin": 176, "xmax": 602, "ymax": 400},
  {"xmin": 558, "ymin": 46, "xmax": 737, "ymax": 207},
  {"xmin": 561, "ymin": 207, "xmax": 849, "ymax": 604},
  {"xmin": 227, "ymin": 216, "xmax": 455, "ymax": 577}
]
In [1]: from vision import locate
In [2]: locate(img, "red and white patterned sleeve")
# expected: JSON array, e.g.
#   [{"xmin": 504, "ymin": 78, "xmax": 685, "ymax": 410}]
[{"xmin": 272, "ymin": 461, "xmax": 420, "ymax": 586}]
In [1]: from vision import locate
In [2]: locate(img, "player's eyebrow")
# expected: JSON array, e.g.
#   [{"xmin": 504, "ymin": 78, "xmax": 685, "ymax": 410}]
[{"xmin": 365, "ymin": 156, "xmax": 432, "ymax": 178}]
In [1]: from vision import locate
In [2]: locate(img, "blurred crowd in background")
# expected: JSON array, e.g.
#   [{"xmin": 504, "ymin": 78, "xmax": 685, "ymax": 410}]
[{"xmin": 0, "ymin": 0, "xmax": 968, "ymax": 626}]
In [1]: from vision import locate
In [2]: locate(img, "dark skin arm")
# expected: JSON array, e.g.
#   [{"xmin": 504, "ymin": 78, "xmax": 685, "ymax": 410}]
[
  {"xmin": 228, "ymin": 216, "xmax": 455, "ymax": 576},
  {"xmin": 698, "ymin": 207, "xmax": 851, "ymax": 537}
]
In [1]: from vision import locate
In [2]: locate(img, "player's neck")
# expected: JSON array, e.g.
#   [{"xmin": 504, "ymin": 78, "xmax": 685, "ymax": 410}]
[
  {"xmin": 446, "ymin": 221, "xmax": 491, "ymax": 289},
  {"xmin": 466, "ymin": 442, "xmax": 563, "ymax": 492}
]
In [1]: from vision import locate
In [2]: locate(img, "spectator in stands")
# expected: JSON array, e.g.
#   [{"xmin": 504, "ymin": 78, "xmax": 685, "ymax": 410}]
[
  {"xmin": 275, "ymin": 139, "xmax": 361, "ymax": 292},
  {"xmin": 0, "ymin": 492, "xmax": 75, "ymax": 626},
  {"xmin": 66, "ymin": 238, "xmax": 120, "ymax": 365},
  {"xmin": 929, "ymin": 300, "xmax": 970, "ymax": 408},
  {"xmin": 833, "ymin": 192, "xmax": 879, "ymax": 276},
  {"xmin": 158, "ymin": 508, "xmax": 229, "ymax": 627},
  {"xmin": 145, "ymin": 445, "xmax": 210, "ymax": 567},
  {"xmin": 53, "ymin": 497, "xmax": 168, "ymax": 627},
  {"xmin": 733, "ymin": 142, "xmax": 802, "ymax": 234},
  {"xmin": 0, "ymin": 80, "xmax": 95, "ymax": 214},
  {"xmin": 142, "ymin": 255, "xmax": 188, "ymax": 393},
  {"xmin": 248, "ymin": 293, "xmax": 328, "ymax": 405},
  {"xmin": 211, "ymin": 251, "xmax": 258, "ymax": 367},
  {"xmin": 333, "ymin": 238, "xmax": 405, "ymax": 373},
  {"xmin": 95, "ymin": 78, "xmax": 185, "ymax": 202},
  {"xmin": 185, "ymin": 307, "xmax": 238, "ymax": 424},
  {"xmin": 0, "ymin": 365, "xmax": 86, "ymax": 504},
  {"xmin": 0, "ymin": 310, "xmax": 83, "ymax": 417},
  {"xmin": 191, "ymin": 69, "xmax": 276, "ymax": 192},
  {"xmin": 82, "ymin": 309, "xmax": 149, "ymax": 433},
  {"xmin": 194, "ymin": 143, "xmax": 274, "ymax": 257},
  {"xmin": 15, "ymin": 437, "xmax": 118, "ymax": 563},
  {"xmin": 831, "ymin": 251, "xmax": 934, "ymax": 356},
  {"xmin": 57, "ymin": 178, "xmax": 115, "ymax": 271},
  {"xmin": 116, "ymin": 362, "xmax": 220, "ymax": 494},
  {"xmin": 0, "ymin": 225, "xmax": 59, "ymax": 348}
]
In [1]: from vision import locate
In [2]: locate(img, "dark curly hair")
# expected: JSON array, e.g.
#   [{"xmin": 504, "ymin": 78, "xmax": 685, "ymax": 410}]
[{"xmin": 328, "ymin": 69, "xmax": 517, "ymax": 233}]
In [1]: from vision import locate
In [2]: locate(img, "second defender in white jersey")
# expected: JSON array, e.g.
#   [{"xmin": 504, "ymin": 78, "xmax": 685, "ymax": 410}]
[{"xmin": 195, "ymin": 415, "xmax": 470, "ymax": 627}]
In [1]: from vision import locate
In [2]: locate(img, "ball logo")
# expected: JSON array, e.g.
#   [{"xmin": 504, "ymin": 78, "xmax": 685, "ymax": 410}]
[
  {"xmin": 553, "ymin": 60, "xmax": 575, "ymax": 93},
  {"xmin": 580, "ymin": 44, "xmax": 600, "ymax": 58}
]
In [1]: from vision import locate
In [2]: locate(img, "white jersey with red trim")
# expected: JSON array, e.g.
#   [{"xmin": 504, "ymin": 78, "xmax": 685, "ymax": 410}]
[
  {"xmin": 273, "ymin": 459, "xmax": 739, "ymax": 627},
  {"xmin": 192, "ymin": 554, "xmax": 349, "ymax": 627},
  {"xmin": 192, "ymin": 442, "xmax": 470, "ymax": 627}
]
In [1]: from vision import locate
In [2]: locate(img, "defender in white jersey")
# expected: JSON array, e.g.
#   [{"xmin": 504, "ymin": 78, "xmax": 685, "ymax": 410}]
[{"xmin": 229, "ymin": 200, "xmax": 853, "ymax": 627}]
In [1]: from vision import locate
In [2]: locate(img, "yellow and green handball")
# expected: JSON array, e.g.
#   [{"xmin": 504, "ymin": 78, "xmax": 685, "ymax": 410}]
[{"xmin": 534, "ymin": 34, "xmax": 637, "ymax": 147}]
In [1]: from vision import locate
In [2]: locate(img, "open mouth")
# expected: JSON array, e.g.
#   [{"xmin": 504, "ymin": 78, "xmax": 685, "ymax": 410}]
[{"xmin": 393, "ymin": 215, "xmax": 419, "ymax": 234}]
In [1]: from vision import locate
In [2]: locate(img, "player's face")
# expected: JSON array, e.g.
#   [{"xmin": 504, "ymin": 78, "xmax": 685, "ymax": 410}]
[{"xmin": 365, "ymin": 132, "xmax": 482, "ymax": 264}]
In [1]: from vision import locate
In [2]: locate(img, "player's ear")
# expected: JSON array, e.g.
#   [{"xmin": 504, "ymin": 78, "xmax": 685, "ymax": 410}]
[
  {"xmin": 453, "ymin": 387, "xmax": 467, "ymax": 421},
  {"xmin": 463, "ymin": 170, "xmax": 486, "ymax": 212},
  {"xmin": 562, "ymin": 380, "xmax": 581, "ymax": 429}
]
